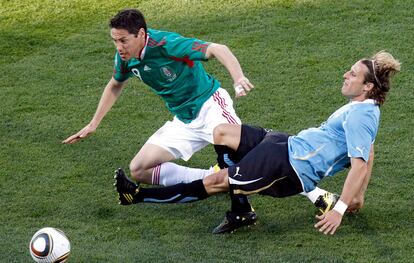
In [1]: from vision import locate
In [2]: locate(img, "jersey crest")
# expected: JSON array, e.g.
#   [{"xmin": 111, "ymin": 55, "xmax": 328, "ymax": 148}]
[{"xmin": 160, "ymin": 66, "xmax": 177, "ymax": 82}]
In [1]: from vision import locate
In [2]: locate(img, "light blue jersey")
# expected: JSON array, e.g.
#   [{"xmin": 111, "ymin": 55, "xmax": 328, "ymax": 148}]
[{"xmin": 288, "ymin": 99, "xmax": 380, "ymax": 192}]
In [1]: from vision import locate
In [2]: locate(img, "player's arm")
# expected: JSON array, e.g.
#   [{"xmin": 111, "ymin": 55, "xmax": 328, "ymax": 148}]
[
  {"xmin": 314, "ymin": 157, "xmax": 369, "ymax": 235},
  {"xmin": 347, "ymin": 145, "xmax": 374, "ymax": 213},
  {"xmin": 62, "ymin": 77, "xmax": 126, "ymax": 144},
  {"xmin": 205, "ymin": 43, "xmax": 253, "ymax": 98}
]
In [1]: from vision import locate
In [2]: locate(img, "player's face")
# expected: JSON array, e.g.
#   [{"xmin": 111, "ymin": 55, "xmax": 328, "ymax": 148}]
[
  {"xmin": 111, "ymin": 28, "xmax": 146, "ymax": 61},
  {"xmin": 342, "ymin": 61, "xmax": 372, "ymax": 101}
]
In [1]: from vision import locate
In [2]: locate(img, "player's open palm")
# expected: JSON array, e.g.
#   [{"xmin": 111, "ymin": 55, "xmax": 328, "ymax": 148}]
[
  {"xmin": 314, "ymin": 210, "xmax": 343, "ymax": 235},
  {"xmin": 62, "ymin": 123, "xmax": 97, "ymax": 144}
]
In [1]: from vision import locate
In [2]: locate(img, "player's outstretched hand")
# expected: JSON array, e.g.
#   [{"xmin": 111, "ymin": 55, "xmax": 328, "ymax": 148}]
[
  {"xmin": 314, "ymin": 210, "xmax": 343, "ymax": 235},
  {"xmin": 234, "ymin": 77, "xmax": 254, "ymax": 98},
  {"xmin": 62, "ymin": 123, "xmax": 97, "ymax": 144}
]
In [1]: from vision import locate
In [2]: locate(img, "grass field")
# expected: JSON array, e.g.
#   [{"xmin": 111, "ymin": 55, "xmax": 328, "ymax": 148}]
[{"xmin": 1, "ymin": 0, "xmax": 414, "ymax": 262}]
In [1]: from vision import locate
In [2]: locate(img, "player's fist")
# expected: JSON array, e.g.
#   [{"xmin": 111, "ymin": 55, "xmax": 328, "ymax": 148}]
[{"xmin": 234, "ymin": 77, "xmax": 254, "ymax": 98}]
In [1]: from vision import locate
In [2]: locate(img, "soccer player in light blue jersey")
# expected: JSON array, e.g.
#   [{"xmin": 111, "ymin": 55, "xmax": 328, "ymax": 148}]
[{"xmin": 115, "ymin": 51, "xmax": 401, "ymax": 234}]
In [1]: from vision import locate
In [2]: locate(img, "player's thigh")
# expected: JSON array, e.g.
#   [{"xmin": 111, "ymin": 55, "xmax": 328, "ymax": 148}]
[
  {"xmin": 146, "ymin": 120, "xmax": 209, "ymax": 161},
  {"xmin": 228, "ymin": 141, "xmax": 299, "ymax": 196},
  {"xmin": 130, "ymin": 143, "xmax": 176, "ymax": 171}
]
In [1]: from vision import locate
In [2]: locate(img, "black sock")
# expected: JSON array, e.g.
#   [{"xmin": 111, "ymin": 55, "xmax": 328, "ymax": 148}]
[
  {"xmin": 134, "ymin": 180, "xmax": 209, "ymax": 204},
  {"xmin": 229, "ymin": 184, "xmax": 252, "ymax": 213},
  {"xmin": 215, "ymin": 145, "xmax": 253, "ymax": 213}
]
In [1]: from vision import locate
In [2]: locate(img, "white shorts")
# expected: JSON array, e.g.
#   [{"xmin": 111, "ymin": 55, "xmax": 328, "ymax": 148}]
[{"xmin": 146, "ymin": 88, "xmax": 241, "ymax": 161}]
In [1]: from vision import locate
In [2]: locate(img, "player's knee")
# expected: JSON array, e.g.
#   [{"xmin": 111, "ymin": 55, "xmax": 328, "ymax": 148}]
[
  {"xmin": 129, "ymin": 162, "xmax": 146, "ymax": 182},
  {"xmin": 213, "ymin": 124, "xmax": 228, "ymax": 145}
]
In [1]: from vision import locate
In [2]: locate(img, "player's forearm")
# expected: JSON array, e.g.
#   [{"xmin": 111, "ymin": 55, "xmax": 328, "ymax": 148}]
[
  {"xmin": 339, "ymin": 158, "xmax": 368, "ymax": 206},
  {"xmin": 358, "ymin": 145, "xmax": 374, "ymax": 198},
  {"xmin": 206, "ymin": 43, "xmax": 245, "ymax": 83},
  {"xmin": 90, "ymin": 78, "xmax": 124, "ymax": 127}
]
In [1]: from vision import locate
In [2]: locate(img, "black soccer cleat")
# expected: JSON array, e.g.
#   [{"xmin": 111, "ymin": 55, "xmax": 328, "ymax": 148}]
[
  {"xmin": 212, "ymin": 210, "xmax": 257, "ymax": 234},
  {"xmin": 114, "ymin": 168, "xmax": 140, "ymax": 205},
  {"xmin": 314, "ymin": 192, "xmax": 340, "ymax": 215}
]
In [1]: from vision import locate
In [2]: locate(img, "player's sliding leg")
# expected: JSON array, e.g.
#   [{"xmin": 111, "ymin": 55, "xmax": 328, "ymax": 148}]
[
  {"xmin": 212, "ymin": 144, "xmax": 257, "ymax": 233},
  {"xmin": 213, "ymin": 124, "xmax": 285, "ymax": 233},
  {"xmin": 212, "ymin": 184, "xmax": 257, "ymax": 234},
  {"xmin": 114, "ymin": 168, "xmax": 209, "ymax": 205}
]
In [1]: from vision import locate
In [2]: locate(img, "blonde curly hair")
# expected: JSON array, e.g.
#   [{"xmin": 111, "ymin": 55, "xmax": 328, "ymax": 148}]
[{"xmin": 361, "ymin": 51, "xmax": 401, "ymax": 105}]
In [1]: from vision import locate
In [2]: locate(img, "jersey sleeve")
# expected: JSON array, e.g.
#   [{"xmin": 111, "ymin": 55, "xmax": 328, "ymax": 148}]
[
  {"xmin": 113, "ymin": 52, "xmax": 132, "ymax": 82},
  {"xmin": 343, "ymin": 110, "xmax": 378, "ymax": 162},
  {"xmin": 162, "ymin": 32, "xmax": 211, "ymax": 61}
]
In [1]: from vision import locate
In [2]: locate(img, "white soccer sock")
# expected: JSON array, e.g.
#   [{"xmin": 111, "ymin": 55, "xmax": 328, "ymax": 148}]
[
  {"xmin": 300, "ymin": 187, "xmax": 328, "ymax": 204},
  {"xmin": 152, "ymin": 162, "xmax": 215, "ymax": 186}
]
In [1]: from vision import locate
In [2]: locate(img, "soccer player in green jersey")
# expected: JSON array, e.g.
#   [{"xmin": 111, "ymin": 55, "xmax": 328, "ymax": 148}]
[
  {"xmin": 63, "ymin": 9, "xmax": 333, "ymax": 231},
  {"xmin": 63, "ymin": 8, "xmax": 253, "ymax": 185}
]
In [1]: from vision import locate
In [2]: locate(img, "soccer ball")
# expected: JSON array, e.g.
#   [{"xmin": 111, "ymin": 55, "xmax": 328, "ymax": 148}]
[{"xmin": 29, "ymin": 227, "xmax": 70, "ymax": 263}]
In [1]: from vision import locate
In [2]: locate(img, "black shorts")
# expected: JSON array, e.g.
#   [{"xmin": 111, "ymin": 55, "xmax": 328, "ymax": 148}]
[{"xmin": 228, "ymin": 125, "xmax": 303, "ymax": 198}]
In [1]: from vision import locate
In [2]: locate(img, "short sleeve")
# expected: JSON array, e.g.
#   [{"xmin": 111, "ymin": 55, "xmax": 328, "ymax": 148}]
[
  {"xmin": 343, "ymin": 110, "xmax": 378, "ymax": 162},
  {"xmin": 113, "ymin": 52, "xmax": 132, "ymax": 82},
  {"xmin": 162, "ymin": 32, "xmax": 211, "ymax": 61}
]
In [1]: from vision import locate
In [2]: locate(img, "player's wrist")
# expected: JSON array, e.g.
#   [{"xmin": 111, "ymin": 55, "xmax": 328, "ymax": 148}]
[
  {"xmin": 333, "ymin": 200, "xmax": 348, "ymax": 216},
  {"xmin": 233, "ymin": 76, "xmax": 248, "ymax": 86},
  {"xmin": 89, "ymin": 120, "xmax": 100, "ymax": 129}
]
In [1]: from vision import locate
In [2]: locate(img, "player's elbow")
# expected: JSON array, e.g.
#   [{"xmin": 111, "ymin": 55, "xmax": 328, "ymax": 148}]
[
  {"xmin": 206, "ymin": 43, "xmax": 229, "ymax": 59},
  {"xmin": 109, "ymin": 77, "xmax": 125, "ymax": 90},
  {"xmin": 351, "ymin": 158, "xmax": 368, "ymax": 174}
]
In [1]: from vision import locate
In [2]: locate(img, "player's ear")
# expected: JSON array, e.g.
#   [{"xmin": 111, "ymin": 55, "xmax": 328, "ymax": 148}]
[
  {"xmin": 136, "ymin": 28, "xmax": 145, "ymax": 38},
  {"xmin": 364, "ymin": 82, "xmax": 374, "ymax": 92}
]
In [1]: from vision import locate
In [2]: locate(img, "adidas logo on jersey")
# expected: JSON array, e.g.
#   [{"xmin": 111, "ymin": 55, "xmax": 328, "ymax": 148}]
[{"xmin": 143, "ymin": 65, "xmax": 151, "ymax": 71}]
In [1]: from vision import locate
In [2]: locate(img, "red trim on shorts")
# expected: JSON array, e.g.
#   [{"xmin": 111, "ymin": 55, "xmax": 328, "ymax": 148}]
[{"xmin": 213, "ymin": 91, "xmax": 239, "ymax": 124}]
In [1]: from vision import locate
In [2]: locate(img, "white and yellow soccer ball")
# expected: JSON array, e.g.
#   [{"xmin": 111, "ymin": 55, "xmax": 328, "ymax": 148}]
[{"xmin": 29, "ymin": 227, "xmax": 70, "ymax": 263}]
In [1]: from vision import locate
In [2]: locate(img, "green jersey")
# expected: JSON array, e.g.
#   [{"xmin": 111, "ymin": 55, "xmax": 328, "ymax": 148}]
[{"xmin": 113, "ymin": 28, "xmax": 221, "ymax": 123}]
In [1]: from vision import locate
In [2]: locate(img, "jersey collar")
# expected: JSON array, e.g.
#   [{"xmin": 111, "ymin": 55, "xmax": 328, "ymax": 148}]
[
  {"xmin": 138, "ymin": 33, "xmax": 149, "ymax": 60},
  {"xmin": 349, "ymin": 99, "xmax": 376, "ymax": 105}
]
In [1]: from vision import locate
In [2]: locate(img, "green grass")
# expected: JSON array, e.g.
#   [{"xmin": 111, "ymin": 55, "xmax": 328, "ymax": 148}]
[{"xmin": 1, "ymin": 0, "xmax": 414, "ymax": 262}]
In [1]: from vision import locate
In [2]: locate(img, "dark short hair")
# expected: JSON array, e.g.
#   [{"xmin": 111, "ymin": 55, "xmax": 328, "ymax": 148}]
[{"xmin": 109, "ymin": 9, "xmax": 147, "ymax": 35}]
